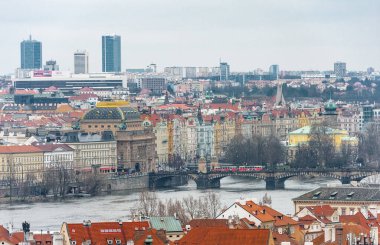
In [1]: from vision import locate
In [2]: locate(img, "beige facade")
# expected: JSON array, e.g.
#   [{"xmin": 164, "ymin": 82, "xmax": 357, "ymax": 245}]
[
  {"xmin": 116, "ymin": 128, "xmax": 156, "ymax": 173},
  {"xmin": 66, "ymin": 141, "xmax": 117, "ymax": 170},
  {"xmin": 0, "ymin": 146, "xmax": 44, "ymax": 182},
  {"xmin": 154, "ymin": 120, "xmax": 169, "ymax": 165},
  {"xmin": 294, "ymin": 200, "xmax": 380, "ymax": 216}
]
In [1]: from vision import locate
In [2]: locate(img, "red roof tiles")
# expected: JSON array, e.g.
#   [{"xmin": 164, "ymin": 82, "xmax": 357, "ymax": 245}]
[{"xmin": 176, "ymin": 227, "xmax": 272, "ymax": 245}]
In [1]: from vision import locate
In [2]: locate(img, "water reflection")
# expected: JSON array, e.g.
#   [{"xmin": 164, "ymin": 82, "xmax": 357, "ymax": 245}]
[{"xmin": 0, "ymin": 176, "xmax": 341, "ymax": 231}]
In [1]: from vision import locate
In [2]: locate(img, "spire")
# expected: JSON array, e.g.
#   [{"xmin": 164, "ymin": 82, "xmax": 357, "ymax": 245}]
[
  {"xmin": 197, "ymin": 105, "xmax": 203, "ymax": 124},
  {"xmin": 164, "ymin": 91, "xmax": 169, "ymax": 105},
  {"xmin": 275, "ymin": 82, "xmax": 286, "ymax": 107}
]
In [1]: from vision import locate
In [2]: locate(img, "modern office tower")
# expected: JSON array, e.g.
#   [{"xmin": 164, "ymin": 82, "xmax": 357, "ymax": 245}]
[
  {"xmin": 219, "ymin": 62, "xmax": 230, "ymax": 81},
  {"xmin": 269, "ymin": 64, "xmax": 280, "ymax": 80},
  {"xmin": 140, "ymin": 77, "xmax": 166, "ymax": 95},
  {"xmin": 197, "ymin": 67, "xmax": 210, "ymax": 77},
  {"xmin": 148, "ymin": 63, "xmax": 157, "ymax": 73},
  {"xmin": 102, "ymin": 35, "xmax": 121, "ymax": 72},
  {"xmin": 74, "ymin": 50, "xmax": 89, "ymax": 74},
  {"xmin": 185, "ymin": 67, "xmax": 197, "ymax": 78},
  {"xmin": 367, "ymin": 67, "xmax": 375, "ymax": 75},
  {"xmin": 334, "ymin": 61, "xmax": 347, "ymax": 77},
  {"xmin": 164, "ymin": 66, "xmax": 183, "ymax": 77},
  {"xmin": 20, "ymin": 35, "xmax": 42, "ymax": 69},
  {"xmin": 43, "ymin": 60, "xmax": 59, "ymax": 71}
]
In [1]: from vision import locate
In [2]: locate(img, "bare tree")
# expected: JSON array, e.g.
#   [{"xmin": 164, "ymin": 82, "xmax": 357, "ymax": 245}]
[
  {"xmin": 309, "ymin": 122, "xmax": 335, "ymax": 167},
  {"xmin": 204, "ymin": 191, "xmax": 222, "ymax": 218},
  {"xmin": 134, "ymin": 191, "xmax": 222, "ymax": 224},
  {"xmin": 138, "ymin": 190, "xmax": 159, "ymax": 217},
  {"xmin": 42, "ymin": 162, "xmax": 74, "ymax": 198},
  {"xmin": 182, "ymin": 195, "xmax": 200, "ymax": 220}
]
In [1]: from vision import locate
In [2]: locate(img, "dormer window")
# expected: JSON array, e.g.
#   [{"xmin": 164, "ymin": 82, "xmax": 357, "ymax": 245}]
[
  {"xmin": 312, "ymin": 191, "xmax": 321, "ymax": 199},
  {"xmin": 116, "ymin": 240, "xmax": 121, "ymax": 245},
  {"xmin": 107, "ymin": 240, "xmax": 113, "ymax": 245},
  {"xmin": 346, "ymin": 192, "xmax": 355, "ymax": 199},
  {"xmin": 329, "ymin": 191, "xmax": 338, "ymax": 199}
]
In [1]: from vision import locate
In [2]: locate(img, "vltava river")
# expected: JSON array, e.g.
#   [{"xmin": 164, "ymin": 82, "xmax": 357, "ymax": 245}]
[{"xmin": 0, "ymin": 176, "xmax": 341, "ymax": 231}]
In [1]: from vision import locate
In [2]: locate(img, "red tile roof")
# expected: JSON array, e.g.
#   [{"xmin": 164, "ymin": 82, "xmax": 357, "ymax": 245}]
[
  {"xmin": 176, "ymin": 227, "xmax": 272, "ymax": 245},
  {"xmin": 188, "ymin": 219, "xmax": 229, "ymax": 228},
  {"xmin": 64, "ymin": 221, "xmax": 150, "ymax": 244},
  {"xmin": 69, "ymin": 94, "xmax": 98, "ymax": 101},
  {"xmin": 0, "ymin": 145, "xmax": 43, "ymax": 154}
]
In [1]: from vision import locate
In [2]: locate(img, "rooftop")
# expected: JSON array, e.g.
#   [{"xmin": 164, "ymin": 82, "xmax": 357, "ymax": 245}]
[
  {"xmin": 293, "ymin": 187, "xmax": 380, "ymax": 202},
  {"xmin": 149, "ymin": 216, "xmax": 183, "ymax": 233}
]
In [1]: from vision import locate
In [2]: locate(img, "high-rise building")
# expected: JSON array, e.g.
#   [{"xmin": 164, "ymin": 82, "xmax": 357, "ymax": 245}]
[
  {"xmin": 219, "ymin": 62, "xmax": 230, "ymax": 81},
  {"xmin": 74, "ymin": 50, "xmax": 89, "ymax": 74},
  {"xmin": 185, "ymin": 67, "xmax": 197, "ymax": 78},
  {"xmin": 164, "ymin": 66, "xmax": 183, "ymax": 78},
  {"xmin": 20, "ymin": 35, "xmax": 42, "ymax": 69},
  {"xmin": 102, "ymin": 35, "xmax": 121, "ymax": 72},
  {"xmin": 334, "ymin": 62, "xmax": 347, "ymax": 77},
  {"xmin": 367, "ymin": 67, "xmax": 375, "ymax": 75},
  {"xmin": 269, "ymin": 64, "xmax": 279, "ymax": 80},
  {"xmin": 43, "ymin": 60, "xmax": 59, "ymax": 71}
]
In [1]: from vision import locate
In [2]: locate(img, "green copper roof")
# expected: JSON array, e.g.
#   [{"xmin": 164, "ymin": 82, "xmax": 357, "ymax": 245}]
[
  {"xmin": 324, "ymin": 99, "xmax": 337, "ymax": 111},
  {"xmin": 149, "ymin": 216, "xmax": 183, "ymax": 232},
  {"xmin": 289, "ymin": 126, "xmax": 345, "ymax": 135}
]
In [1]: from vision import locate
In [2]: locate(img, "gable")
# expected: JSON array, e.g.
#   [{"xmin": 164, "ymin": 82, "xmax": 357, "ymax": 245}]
[{"xmin": 217, "ymin": 203, "xmax": 263, "ymax": 226}]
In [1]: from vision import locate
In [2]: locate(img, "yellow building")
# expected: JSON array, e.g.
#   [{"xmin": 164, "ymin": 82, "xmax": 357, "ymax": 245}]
[
  {"xmin": 288, "ymin": 125, "xmax": 354, "ymax": 148},
  {"xmin": 0, "ymin": 145, "xmax": 44, "ymax": 182},
  {"xmin": 288, "ymin": 125, "xmax": 358, "ymax": 159},
  {"xmin": 96, "ymin": 100, "xmax": 129, "ymax": 108}
]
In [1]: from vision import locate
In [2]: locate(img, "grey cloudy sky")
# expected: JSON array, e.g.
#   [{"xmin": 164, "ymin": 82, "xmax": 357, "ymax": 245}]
[{"xmin": 0, "ymin": 0, "xmax": 379, "ymax": 74}]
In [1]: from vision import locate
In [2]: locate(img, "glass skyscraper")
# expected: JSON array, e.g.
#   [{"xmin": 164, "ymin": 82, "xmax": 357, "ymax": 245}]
[
  {"xmin": 20, "ymin": 35, "xmax": 42, "ymax": 69},
  {"xmin": 102, "ymin": 35, "xmax": 121, "ymax": 72},
  {"xmin": 219, "ymin": 62, "xmax": 230, "ymax": 81}
]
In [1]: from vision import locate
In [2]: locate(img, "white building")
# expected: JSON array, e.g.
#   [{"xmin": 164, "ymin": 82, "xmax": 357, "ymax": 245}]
[
  {"xmin": 34, "ymin": 143, "xmax": 74, "ymax": 170},
  {"xmin": 74, "ymin": 50, "xmax": 89, "ymax": 74}
]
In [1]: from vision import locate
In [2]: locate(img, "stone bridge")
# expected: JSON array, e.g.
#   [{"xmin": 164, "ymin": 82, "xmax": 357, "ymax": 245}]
[{"xmin": 149, "ymin": 168, "xmax": 380, "ymax": 190}]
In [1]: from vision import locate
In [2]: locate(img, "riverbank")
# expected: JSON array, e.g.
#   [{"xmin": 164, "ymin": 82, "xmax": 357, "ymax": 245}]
[{"xmin": 0, "ymin": 177, "xmax": 341, "ymax": 231}]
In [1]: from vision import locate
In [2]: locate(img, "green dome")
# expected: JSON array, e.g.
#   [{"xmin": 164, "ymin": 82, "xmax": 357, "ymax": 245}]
[
  {"xmin": 83, "ymin": 107, "xmax": 123, "ymax": 120},
  {"xmin": 82, "ymin": 107, "xmax": 140, "ymax": 121},
  {"xmin": 324, "ymin": 99, "xmax": 337, "ymax": 111}
]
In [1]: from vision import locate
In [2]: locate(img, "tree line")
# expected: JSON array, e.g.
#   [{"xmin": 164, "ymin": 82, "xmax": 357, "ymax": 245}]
[
  {"xmin": 223, "ymin": 134, "xmax": 285, "ymax": 168},
  {"xmin": 224, "ymin": 122, "xmax": 380, "ymax": 169},
  {"xmin": 132, "ymin": 191, "xmax": 222, "ymax": 224}
]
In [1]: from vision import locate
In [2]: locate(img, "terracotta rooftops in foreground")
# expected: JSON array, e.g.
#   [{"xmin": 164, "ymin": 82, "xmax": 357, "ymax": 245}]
[{"xmin": 175, "ymin": 227, "xmax": 273, "ymax": 245}]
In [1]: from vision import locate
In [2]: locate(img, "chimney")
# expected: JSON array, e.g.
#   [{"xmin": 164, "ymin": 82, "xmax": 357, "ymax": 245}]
[
  {"xmin": 324, "ymin": 224, "xmax": 336, "ymax": 242},
  {"xmin": 360, "ymin": 206, "xmax": 369, "ymax": 219},
  {"xmin": 371, "ymin": 227, "xmax": 379, "ymax": 245},
  {"xmin": 144, "ymin": 235, "xmax": 153, "ymax": 245},
  {"xmin": 227, "ymin": 216, "xmax": 234, "ymax": 229}
]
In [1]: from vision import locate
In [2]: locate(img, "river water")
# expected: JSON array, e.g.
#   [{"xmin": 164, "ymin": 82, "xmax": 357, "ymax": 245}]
[{"xmin": 0, "ymin": 176, "xmax": 341, "ymax": 231}]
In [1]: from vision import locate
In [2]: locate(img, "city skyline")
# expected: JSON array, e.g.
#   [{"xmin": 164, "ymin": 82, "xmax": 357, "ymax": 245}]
[{"xmin": 0, "ymin": 0, "xmax": 379, "ymax": 74}]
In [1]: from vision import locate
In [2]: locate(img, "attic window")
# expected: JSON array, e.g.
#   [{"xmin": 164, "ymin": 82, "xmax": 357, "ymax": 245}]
[
  {"xmin": 107, "ymin": 240, "xmax": 113, "ymax": 245},
  {"xmin": 312, "ymin": 191, "xmax": 321, "ymax": 199},
  {"xmin": 346, "ymin": 192, "xmax": 355, "ymax": 199},
  {"xmin": 71, "ymin": 242, "xmax": 77, "ymax": 245},
  {"xmin": 329, "ymin": 192, "xmax": 338, "ymax": 199},
  {"xmin": 116, "ymin": 240, "xmax": 121, "ymax": 245}
]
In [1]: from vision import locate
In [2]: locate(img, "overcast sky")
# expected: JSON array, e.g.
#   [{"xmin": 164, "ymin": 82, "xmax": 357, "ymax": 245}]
[{"xmin": 0, "ymin": 0, "xmax": 379, "ymax": 74}]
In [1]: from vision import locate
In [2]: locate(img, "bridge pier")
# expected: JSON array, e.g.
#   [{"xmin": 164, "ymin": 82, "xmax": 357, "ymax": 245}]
[
  {"xmin": 195, "ymin": 175, "xmax": 220, "ymax": 189},
  {"xmin": 265, "ymin": 177, "xmax": 285, "ymax": 190},
  {"xmin": 149, "ymin": 173, "xmax": 188, "ymax": 190},
  {"xmin": 341, "ymin": 176, "xmax": 351, "ymax": 185}
]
